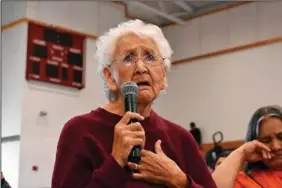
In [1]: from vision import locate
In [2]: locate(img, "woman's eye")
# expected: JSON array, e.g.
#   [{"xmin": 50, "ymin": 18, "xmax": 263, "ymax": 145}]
[
  {"xmin": 259, "ymin": 137, "xmax": 272, "ymax": 144},
  {"xmin": 276, "ymin": 133, "xmax": 282, "ymax": 141},
  {"xmin": 145, "ymin": 54, "xmax": 155, "ymax": 62},
  {"xmin": 123, "ymin": 55, "xmax": 135, "ymax": 63}
]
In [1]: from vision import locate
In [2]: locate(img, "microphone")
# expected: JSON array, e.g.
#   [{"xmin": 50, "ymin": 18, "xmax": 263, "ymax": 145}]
[{"xmin": 121, "ymin": 81, "xmax": 141, "ymax": 163}]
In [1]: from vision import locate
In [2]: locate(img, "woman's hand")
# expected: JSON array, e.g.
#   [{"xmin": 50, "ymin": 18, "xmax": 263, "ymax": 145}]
[
  {"xmin": 212, "ymin": 140, "xmax": 272, "ymax": 188},
  {"xmin": 111, "ymin": 112, "xmax": 145, "ymax": 167},
  {"xmin": 127, "ymin": 140, "xmax": 189, "ymax": 188},
  {"xmin": 236, "ymin": 140, "xmax": 272, "ymax": 163}
]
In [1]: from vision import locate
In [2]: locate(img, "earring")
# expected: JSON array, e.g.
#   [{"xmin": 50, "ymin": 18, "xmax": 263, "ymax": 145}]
[
  {"xmin": 109, "ymin": 91, "xmax": 117, "ymax": 102},
  {"xmin": 161, "ymin": 77, "xmax": 168, "ymax": 89}
]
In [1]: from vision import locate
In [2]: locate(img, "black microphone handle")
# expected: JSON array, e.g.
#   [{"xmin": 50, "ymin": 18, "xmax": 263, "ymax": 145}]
[
  {"xmin": 128, "ymin": 118, "xmax": 141, "ymax": 163},
  {"xmin": 124, "ymin": 95, "xmax": 141, "ymax": 163},
  {"xmin": 128, "ymin": 146, "xmax": 141, "ymax": 163}
]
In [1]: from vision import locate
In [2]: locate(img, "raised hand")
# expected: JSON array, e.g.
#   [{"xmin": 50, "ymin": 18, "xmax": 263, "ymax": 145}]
[{"xmin": 237, "ymin": 140, "xmax": 273, "ymax": 162}]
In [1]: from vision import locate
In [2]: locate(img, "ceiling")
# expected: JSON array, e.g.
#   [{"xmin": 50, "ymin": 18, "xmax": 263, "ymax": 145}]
[{"xmin": 123, "ymin": 1, "xmax": 238, "ymax": 26}]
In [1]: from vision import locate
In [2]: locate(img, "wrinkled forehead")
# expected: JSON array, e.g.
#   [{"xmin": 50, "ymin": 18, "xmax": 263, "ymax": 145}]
[{"xmin": 113, "ymin": 33, "xmax": 160, "ymax": 56}]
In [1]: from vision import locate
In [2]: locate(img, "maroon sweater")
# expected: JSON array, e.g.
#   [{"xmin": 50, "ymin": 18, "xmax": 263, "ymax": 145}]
[{"xmin": 52, "ymin": 108, "xmax": 216, "ymax": 188}]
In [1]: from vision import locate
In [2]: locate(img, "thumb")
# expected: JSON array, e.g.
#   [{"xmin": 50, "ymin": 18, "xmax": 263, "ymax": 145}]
[{"xmin": 155, "ymin": 140, "xmax": 165, "ymax": 155}]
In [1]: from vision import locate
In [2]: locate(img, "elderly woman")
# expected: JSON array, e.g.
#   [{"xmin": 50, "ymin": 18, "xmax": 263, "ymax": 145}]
[
  {"xmin": 212, "ymin": 105, "xmax": 282, "ymax": 187},
  {"xmin": 51, "ymin": 19, "xmax": 216, "ymax": 188}
]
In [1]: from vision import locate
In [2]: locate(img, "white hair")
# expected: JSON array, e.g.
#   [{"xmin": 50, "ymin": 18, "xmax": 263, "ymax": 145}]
[{"xmin": 95, "ymin": 19, "xmax": 173, "ymax": 100}]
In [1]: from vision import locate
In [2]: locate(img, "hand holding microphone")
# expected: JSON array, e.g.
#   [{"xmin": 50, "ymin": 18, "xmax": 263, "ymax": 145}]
[
  {"xmin": 111, "ymin": 112, "xmax": 145, "ymax": 167},
  {"xmin": 112, "ymin": 81, "xmax": 145, "ymax": 167}
]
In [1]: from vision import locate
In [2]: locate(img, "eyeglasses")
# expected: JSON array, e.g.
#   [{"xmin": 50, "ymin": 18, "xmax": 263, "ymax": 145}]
[{"xmin": 112, "ymin": 54, "xmax": 164, "ymax": 68}]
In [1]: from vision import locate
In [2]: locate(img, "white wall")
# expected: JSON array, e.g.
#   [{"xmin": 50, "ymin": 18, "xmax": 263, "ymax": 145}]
[
  {"xmin": 16, "ymin": 2, "xmax": 128, "ymax": 188},
  {"xmin": 1, "ymin": 0, "xmax": 27, "ymax": 136},
  {"xmin": 2, "ymin": 23, "xmax": 27, "ymax": 137},
  {"xmin": 158, "ymin": 42, "xmax": 282, "ymax": 143},
  {"xmin": 2, "ymin": 1, "xmax": 27, "ymax": 186},
  {"xmin": 2, "ymin": 24, "xmax": 27, "ymax": 188},
  {"xmin": 163, "ymin": 2, "xmax": 282, "ymax": 61},
  {"xmin": 96, "ymin": 3, "xmax": 130, "ymax": 35},
  {"xmin": 157, "ymin": 2, "xmax": 282, "ymax": 142}
]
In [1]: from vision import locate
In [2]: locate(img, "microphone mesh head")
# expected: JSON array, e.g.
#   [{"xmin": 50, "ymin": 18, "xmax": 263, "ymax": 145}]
[{"xmin": 121, "ymin": 81, "xmax": 138, "ymax": 96}]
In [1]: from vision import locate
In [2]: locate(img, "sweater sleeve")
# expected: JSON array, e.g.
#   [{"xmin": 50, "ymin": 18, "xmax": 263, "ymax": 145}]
[
  {"xmin": 51, "ymin": 144, "xmax": 130, "ymax": 188},
  {"xmin": 51, "ymin": 115, "xmax": 131, "ymax": 188},
  {"xmin": 189, "ymin": 177, "xmax": 205, "ymax": 188}
]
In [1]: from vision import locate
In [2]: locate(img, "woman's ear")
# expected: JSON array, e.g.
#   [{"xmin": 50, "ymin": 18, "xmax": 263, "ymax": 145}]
[{"xmin": 103, "ymin": 67, "xmax": 118, "ymax": 91}]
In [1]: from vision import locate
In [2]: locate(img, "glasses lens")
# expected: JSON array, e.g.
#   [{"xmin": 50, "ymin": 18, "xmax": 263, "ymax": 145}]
[{"xmin": 116, "ymin": 54, "xmax": 163, "ymax": 67}]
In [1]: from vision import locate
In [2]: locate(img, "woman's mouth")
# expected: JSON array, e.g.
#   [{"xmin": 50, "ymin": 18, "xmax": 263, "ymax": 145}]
[{"xmin": 136, "ymin": 81, "xmax": 150, "ymax": 87}]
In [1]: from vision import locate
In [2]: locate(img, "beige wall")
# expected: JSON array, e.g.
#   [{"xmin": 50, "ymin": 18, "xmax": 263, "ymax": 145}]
[
  {"xmin": 155, "ymin": 2, "xmax": 282, "ymax": 142},
  {"xmin": 163, "ymin": 2, "xmax": 282, "ymax": 61}
]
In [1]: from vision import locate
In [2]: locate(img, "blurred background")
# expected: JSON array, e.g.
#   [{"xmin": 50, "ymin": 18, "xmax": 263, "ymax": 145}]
[{"xmin": 1, "ymin": 1, "xmax": 282, "ymax": 187}]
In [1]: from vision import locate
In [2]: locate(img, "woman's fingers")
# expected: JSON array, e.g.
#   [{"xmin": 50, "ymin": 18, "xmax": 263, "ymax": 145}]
[
  {"xmin": 261, "ymin": 150, "xmax": 268, "ymax": 160},
  {"xmin": 132, "ymin": 172, "xmax": 147, "ymax": 180},
  {"xmin": 253, "ymin": 140, "xmax": 270, "ymax": 152},
  {"xmin": 253, "ymin": 140, "xmax": 271, "ymax": 159}
]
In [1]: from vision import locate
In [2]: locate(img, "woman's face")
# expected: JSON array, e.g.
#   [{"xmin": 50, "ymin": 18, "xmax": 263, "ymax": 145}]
[
  {"xmin": 258, "ymin": 117, "xmax": 282, "ymax": 170},
  {"xmin": 104, "ymin": 33, "xmax": 166, "ymax": 104}
]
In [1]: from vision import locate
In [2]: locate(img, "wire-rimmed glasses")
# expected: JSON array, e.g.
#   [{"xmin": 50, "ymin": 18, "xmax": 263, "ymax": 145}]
[{"xmin": 111, "ymin": 53, "xmax": 164, "ymax": 68}]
